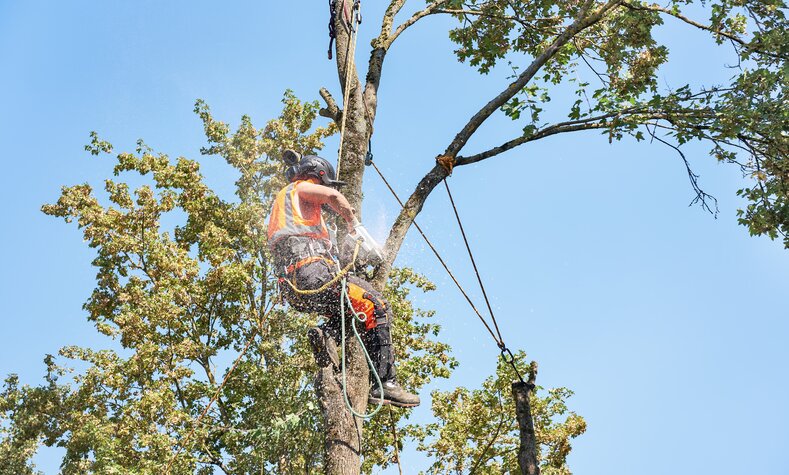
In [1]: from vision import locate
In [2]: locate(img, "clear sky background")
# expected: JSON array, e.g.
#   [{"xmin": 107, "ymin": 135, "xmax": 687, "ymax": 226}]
[{"xmin": 1, "ymin": 1, "xmax": 787, "ymax": 474}]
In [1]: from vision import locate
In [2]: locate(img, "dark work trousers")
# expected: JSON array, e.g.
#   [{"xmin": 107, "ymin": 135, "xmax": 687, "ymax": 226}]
[{"xmin": 280, "ymin": 258, "xmax": 396, "ymax": 382}]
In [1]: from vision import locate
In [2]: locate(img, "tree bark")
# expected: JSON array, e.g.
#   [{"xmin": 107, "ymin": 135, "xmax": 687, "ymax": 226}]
[
  {"xmin": 313, "ymin": 321, "xmax": 369, "ymax": 475},
  {"xmin": 512, "ymin": 369, "xmax": 540, "ymax": 475},
  {"xmin": 330, "ymin": 0, "xmax": 370, "ymax": 214}
]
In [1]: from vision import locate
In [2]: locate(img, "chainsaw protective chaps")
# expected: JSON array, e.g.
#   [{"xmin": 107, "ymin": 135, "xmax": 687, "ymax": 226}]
[{"xmin": 281, "ymin": 260, "xmax": 396, "ymax": 382}]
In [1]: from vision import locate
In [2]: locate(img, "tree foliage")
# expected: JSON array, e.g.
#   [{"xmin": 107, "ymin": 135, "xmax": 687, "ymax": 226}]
[
  {"xmin": 440, "ymin": 0, "xmax": 787, "ymax": 235},
  {"xmin": 0, "ymin": 93, "xmax": 433, "ymax": 473}
]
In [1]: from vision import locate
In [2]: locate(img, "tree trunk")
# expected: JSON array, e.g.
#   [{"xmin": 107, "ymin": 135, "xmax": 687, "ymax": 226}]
[
  {"xmin": 313, "ymin": 2, "xmax": 376, "ymax": 473},
  {"xmin": 330, "ymin": 0, "xmax": 369, "ymax": 215},
  {"xmin": 312, "ymin": 321, "xmax": 369, "ymax": 475},
  {"xmin": 512, "ymin": 378, "xmax": 540, "ymax": 475}
]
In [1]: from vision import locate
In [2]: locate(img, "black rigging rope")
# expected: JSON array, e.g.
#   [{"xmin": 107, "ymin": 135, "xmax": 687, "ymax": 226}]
[
  {"xmin": 442, "ymin": 179, "xmax": 504, "ymax": 344},
  {"xmin": 368, "ymin": 162, "xmax": 503, "ymax": 346},
  {"xmin": 368, "ymin": 160, "xmax": 526, "ymax": 384},
  {"xmin": 442, "ymin": 177, "xmax": 527, "ymax": 384}
]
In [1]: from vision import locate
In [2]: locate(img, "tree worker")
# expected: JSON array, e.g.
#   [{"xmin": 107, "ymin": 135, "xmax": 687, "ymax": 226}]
[{"xmin": 267, "ymin": 150, "xmax": 420, "ymax": 408}]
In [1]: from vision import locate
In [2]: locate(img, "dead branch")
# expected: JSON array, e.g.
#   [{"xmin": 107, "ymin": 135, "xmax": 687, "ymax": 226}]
[{"xmin": 319, "ymin": 87, "xmax": 342, "ymax": 123}]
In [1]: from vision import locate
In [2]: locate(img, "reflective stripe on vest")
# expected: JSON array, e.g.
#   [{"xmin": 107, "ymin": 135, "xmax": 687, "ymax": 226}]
[{"xmin": 268, "ymin": 181, "xmax": 330, "ymax": 245}]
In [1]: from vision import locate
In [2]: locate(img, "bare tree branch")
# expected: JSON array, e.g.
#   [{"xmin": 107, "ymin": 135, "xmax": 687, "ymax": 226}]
[
  {"xmin": 645, "ymin": 122, "xmax": 719, "ymax": 215},
  {"xmin": 573, "ymin": 38, "xmax": 610, "ymax": 86},
  {"xmin": 380, "ymin": 0, "xmax": 409, "ymax": 39},
  {"xmin": 364, "ymin": 1, "xmax": 454, "ymax": 133},
  {"xmin": 455, "ymin": 121, "xmax": 610, "ymax": 166},
  {"xmin": 457, "ymin": 99, "xmax": 732, "ymax": 165},
  {"xmin": 362, "ymin": 0, "xmax": 409, "ymax": 123}
]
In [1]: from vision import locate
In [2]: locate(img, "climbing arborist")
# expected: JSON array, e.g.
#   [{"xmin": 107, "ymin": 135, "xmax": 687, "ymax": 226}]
[{"xmin": 267, "ymin": 150, "xmax": 420, "ymax": 408}]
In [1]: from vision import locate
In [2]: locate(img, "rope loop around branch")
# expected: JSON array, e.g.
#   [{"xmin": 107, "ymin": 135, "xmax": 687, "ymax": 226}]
[
  {"xmin": 435, "ymin": 154, "xmax": 456, "ymax": 176},
  {"xmin": 500, "ymin": 346, "xmax": 527, "ymax": 386}
]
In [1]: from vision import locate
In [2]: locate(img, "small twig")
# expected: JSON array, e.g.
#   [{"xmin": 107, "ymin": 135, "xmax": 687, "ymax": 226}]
[
  {"xmin": 645, "ymin": 122, "xmax": 719, "ymax": 216},
  {"xmin": 435, "ymin": 8, "xmax": 560, "ymax": 34},
  {"xmin": 622, "ymin": 2, "xmax": 785, "ymax": 61},
  {"xmin": 573, "ymin": 38, "xmax": 610, "ymax": 86}
]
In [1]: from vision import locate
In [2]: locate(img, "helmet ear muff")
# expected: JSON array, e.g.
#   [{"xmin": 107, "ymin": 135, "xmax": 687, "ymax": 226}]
[
  {"xmin": 285, "ymin": 166, "xmax": 297, "ymax": 183},
  {"xmin": 283, "ymin": 150, "xmax": 302, "ymax": 183},
  {"xmin": 283, "ymin": 149, "xmax": 301, "ymax": 166}
]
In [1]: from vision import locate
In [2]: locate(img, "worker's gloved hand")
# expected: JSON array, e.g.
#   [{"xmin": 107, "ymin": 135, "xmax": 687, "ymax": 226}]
[{"xmin": 344, "ymin": 223, "xmax": 385, "ymax": 265}]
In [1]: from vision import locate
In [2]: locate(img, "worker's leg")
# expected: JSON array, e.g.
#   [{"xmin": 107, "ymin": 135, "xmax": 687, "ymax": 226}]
[
  {"xmin": 284, "ymin": 260, "xmax": 343, "ymax": 367},
  {"xmin": 345, "ymin": 276, "xmax": 419, "ymax": 408},
  {"xmin": 281, "ymin": 259, "xmax": 340, "ymax": 315},
  {"xmin": 284, "ymin": 262, "xmax": 418, "ymax": 407},
  {"xmin": 345, "ymin": 276, "xmax": 395, "ymax": 381}
]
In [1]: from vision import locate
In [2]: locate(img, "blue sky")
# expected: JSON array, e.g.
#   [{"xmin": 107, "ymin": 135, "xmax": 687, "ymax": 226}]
[{"xmin": 1, "ymin": 1, "xmax": 787, "ymax": 474}]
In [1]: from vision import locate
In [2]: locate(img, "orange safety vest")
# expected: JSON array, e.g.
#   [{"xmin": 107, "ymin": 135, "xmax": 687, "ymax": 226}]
[{"xmin": 267, "ymin": 180, "xmax": 330, "ymax": 246}]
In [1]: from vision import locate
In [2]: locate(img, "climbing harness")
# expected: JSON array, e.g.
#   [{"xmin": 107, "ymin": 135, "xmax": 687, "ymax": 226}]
[{"xmin": 280, "ymin": 241, "xmax": 360, "ymax": 296}]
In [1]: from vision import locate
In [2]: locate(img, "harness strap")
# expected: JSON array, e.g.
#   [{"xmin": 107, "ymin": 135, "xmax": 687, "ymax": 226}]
[
  {"xmin": 285, "ymin": 256, "xmax": 334, "ymax": 275},
  {"xmin": 280, "ymin": 241, "xmax": 360, "ymax": 296}
]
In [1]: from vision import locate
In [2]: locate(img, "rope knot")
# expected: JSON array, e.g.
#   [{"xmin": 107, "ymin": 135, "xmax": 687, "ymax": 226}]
[{"xmin": 436, "ymin": 155, "xmax": 456, "ymax": 176}]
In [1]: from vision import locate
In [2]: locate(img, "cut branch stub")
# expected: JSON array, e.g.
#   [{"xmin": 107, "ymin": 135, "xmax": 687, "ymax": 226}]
[{"xmin": 319, "ymin": 87, "xmax": 342, "ymax": 124}]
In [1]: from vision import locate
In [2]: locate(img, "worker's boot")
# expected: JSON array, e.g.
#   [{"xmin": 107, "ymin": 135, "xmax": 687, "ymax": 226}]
[
  {"xmin": 369, "ymin": 380, "xmax": 421, "ymax": 408},
  {"xmin": 365, "ymin": 325, "xmax": 420, "ymax": 408}
]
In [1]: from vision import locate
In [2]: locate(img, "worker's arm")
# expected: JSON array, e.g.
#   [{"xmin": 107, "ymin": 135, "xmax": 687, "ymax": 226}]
[{"xmin": 295, "ymin": 181, "xmax": 357, "ymax": 232}]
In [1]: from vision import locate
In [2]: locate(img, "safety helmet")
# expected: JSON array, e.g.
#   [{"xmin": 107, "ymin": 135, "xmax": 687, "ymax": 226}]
[{"xmin": 283, "ymin": 150, "xmax": 346, "ymax": 188}]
